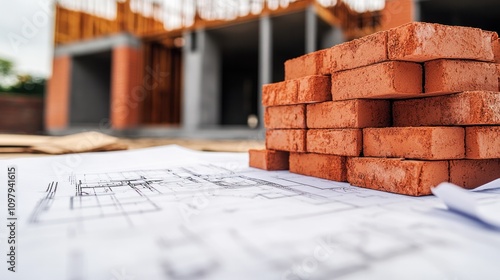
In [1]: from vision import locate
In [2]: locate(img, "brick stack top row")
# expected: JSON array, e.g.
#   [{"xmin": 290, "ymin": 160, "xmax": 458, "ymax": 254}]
[{"xmin": 265, "ymin": 22, "xmax": 498, "ymax": 104}]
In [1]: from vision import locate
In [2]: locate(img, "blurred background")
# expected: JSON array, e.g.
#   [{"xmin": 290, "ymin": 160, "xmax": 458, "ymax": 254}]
[{"xmin": 0, "ymin": 0, "xmax": 498, "ymax": 139}]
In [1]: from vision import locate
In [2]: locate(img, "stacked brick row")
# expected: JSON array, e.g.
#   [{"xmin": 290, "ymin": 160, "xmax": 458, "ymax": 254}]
[{"xmin": 249, "ymin": 22, "xmax": 500, "ymax": 196}]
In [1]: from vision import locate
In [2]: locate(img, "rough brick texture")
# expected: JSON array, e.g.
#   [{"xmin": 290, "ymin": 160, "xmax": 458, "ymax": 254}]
[
  {"xmin": 424, "ymin": 60, "xmax": 498, "ymax": 94},
  {"xmin": 46, "ymin": 55, "xmax": 71, "ymax": 130},
  {"xmin": 249, "ymin": 149, "xmax": 289, "ymax": 170},
  {"xmin": 307, "ymin": 129, "xmax": 362, "ymax": 156},
  {"xmin": 263, "ymin": 76, "xmax": 331, "ymax": 106},
  {"xmin": 290, "ymin": 153, "xmax": 346, "ymax": 181},
  {"xmin": 393, "ymin": 91, "xmax": 500, "ymax": 126},
  {"xmin": 347, "ymin": 157, "xmax": 449, "ymax": 196},
  {"xmin": 325, "ymin": 31, "xmax": 388, "ymax": 73},
  {"xmin": 264, "ymin": 105, "xmax": 306, "ymax": 129},
  {"xmin": 494, "ymin": 38, "xmax": 500, "ymax": 63},
  {"xmin": 262, "ymin": 80, "xmax": 297, "ymax": 106},
  {"xmin": 482, "ymin": 31, "xmax": 498, "ymax": 62},
  {"xmin": 497, "ymin": 64, "xmax": 500, "ymax": 91},
  {"xmin": 388, "ymin": 22, "xmax": 492, "ymax": 62},
  {"xmin": 363, "ymin": 127, "xmax": 465, "ymax": 160},
  {"xmin": 331, "ymin": 61, "xmax": 422, "ymax": 100},
  {"xmin": 450, "ymin": 159, "xmax": 500, "ymax": 189},
  {"xmin": 298, "ymin": 75, "xmax": 332, "ymax": 103},
  {"xmin": 284, "ymin": 49, "xmax": 328, "ymax": 80},
  {"xmin": 307, "ymin": 100, "xmax": 391, "ymax": 129},
  {"xmin": 466, "ymin": 126, "xmax": 500, "ymax": 159},
  {"xmin": 266, "ymin": 129, "xmax": 306, "ymax": 152}
]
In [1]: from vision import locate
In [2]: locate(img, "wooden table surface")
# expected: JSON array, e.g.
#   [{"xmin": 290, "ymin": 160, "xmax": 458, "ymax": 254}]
[{"xmin": 0, "ymin": 137, "xmax": 265, "ymax": 159}]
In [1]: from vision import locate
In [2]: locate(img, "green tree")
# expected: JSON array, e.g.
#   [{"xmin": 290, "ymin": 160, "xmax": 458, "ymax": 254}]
[
  {"xmin": 10, "ymin": 74, "xmax": 46, "ymax": 95},
  {"xmin": 0, "ymin": 58, "xmax": 13, "ymax": 76},
  {"xmin": 0, "ymin": 57, "xmax": 45, "ymax": 95},
  {"xmin": 0, "ymin": 57, "xmax": 14, "ymax": 92}
]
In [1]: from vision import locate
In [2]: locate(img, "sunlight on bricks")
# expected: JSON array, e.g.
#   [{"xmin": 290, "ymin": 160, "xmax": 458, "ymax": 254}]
[{"xmin": 250, "ymin": 22, "xmax": 500, "ymax": 196}]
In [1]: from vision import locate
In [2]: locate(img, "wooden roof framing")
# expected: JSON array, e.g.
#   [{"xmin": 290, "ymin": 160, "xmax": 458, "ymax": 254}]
[{"xmin": 54, "ymin": 0, "xmax": 387, "ymax": 45}]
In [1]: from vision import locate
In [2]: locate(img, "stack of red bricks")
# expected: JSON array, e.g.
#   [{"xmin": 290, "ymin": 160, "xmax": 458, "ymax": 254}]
[{"xmin": 249, "ymin": 22, "xmax": 500, "ymax": 196}]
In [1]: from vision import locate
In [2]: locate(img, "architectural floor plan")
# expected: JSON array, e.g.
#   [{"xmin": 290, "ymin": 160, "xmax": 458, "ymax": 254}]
[{"xmin": 1, "ymin": 146, "xmax": 500, "ymax": 279}]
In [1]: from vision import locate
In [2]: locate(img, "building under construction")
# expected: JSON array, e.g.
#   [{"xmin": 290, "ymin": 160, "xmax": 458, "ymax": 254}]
[{"xmin": 46, "ymin": 0, "xmax": 499, "ymax": 136}]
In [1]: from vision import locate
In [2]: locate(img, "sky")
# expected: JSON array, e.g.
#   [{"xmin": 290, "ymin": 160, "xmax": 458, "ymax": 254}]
[{"xmin": 0, "ymin": 0, "xmax": 54, "ymax": 78}]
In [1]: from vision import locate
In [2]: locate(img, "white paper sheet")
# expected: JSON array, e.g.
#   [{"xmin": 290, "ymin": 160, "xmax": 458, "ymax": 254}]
[
  {"xmin": 1, "ymin": 145, "xmax": 500, "ymax": 280},
  {"xmin": 432, "ymin": 182, "xmax": 500, "ymax": 228},
  {"xmin": 472, "ymin": 178, "xmax": 500, "ymax": 192}
]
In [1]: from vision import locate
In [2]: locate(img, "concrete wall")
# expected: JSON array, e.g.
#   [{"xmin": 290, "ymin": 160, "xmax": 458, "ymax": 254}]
[
  {"xmin": 201, "ymin": 31, "xmax": 221, "ymax": 127},
  {"xmin": 70, "ymin": 52, "xmax": 111, "ymax": 125},
  {"xmin": 182, "ymin": 29, "xmax": 221, "ymax": 129}
]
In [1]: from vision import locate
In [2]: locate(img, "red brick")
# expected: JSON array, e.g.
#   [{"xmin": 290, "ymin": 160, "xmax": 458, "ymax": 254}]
[
  {"xmin": 331, "ymin": 61, "xmax": 422, "ymax": 100},
  {"xmin": 482, "ymin": 31, "xmax": 498, "ymax": 62},
  {"xmin": 307, "ymin": 129, "xmax": 362, "ymax": 156},
  {"xmin": 298, "ymin": 75, "xmax": 331, "ymax": 103},
  {"xmin": 494, "ymin": 38, "xmax": 500, "ymax": 63},
  {"xmin": 266, "ymin": 129, "xmax": 306, "ymax": 152},
  {"xmin": 325, "ymin": 30, "xmax": 388, "ymax": 73},
  {"xmin": 262, "ymin": 80, "xmax": 298, "ymax": 106},
  {"xmin": 111, "ymin": 46, "xmax": 142, "ymax": 129},
  {"xmin": 46, "ymin": 56, "xmax": 71, "ymax": 130},
  {"xmin": 424, "ymin": 60, "xmax": 498, "ymax": 94},
  {"xmin": 307, "ymin": 99, "xmax": 391, "ymax": 129},
  {"xmin": 450, "ymin": 159, "xmax": 500, "ymax": 189},
  {"xmin": 466, "ymin": 126, "xmax": 500, "ymax": 159},
  {"xmin": 363, "ymin": 127, "xmax": 465, "ymax": 160},
  {"xmin": 284, "ymin": 49, "xmax": 328, "ymax": 80},
  {"xmin": 347, "ymin": 157, "xmax": 449, "ymax": 196},
  {"xmin": 388, "ymin": 22, "xmax": 491, "ymax": 62},
  {"xmin": 290, "ymin": 153, "xmax": 346, "ymax": 181},
  {"xmin": 262, "ymin": 76, "xmax": 331, "ymax": 106},
  {"xmin": 497, "ymin": 64, "xmax": 500, "ymax": 91},
  {"xmin": 393, "ymin": 91, "xmax": 500, "ymax": 126},
  {"xmin": 264, "ymin": 105, "xmax": 306, "ymax": 129},
  {"xmin": 248, "ymin": 149, "xmax": 289, "ymax": 170}
]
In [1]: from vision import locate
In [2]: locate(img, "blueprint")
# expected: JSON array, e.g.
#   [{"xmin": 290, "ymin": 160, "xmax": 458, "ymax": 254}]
[{"xmin": 1, "ymin": 145, "xmax": 500, "ymax": 280}]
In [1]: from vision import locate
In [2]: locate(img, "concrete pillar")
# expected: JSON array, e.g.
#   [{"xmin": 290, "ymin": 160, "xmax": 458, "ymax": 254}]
[
  {"xmin": 305, "ymin": 4, "xmax": 317, "ymax": 54},
  {"xmin": 182, "ymin": 29, "xmax": 221, "ymax": 130},
  {"xmin": 258, "ymin": 15, "xmax": 272, "ymax": 128},
  {"xmin": 182, "ymin": 31, "xmax": 200, "ymax": 130}
]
